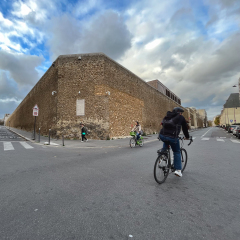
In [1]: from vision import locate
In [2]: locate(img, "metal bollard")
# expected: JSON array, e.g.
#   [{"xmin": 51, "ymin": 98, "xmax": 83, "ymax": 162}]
[
  {"xmin": 38, "ymin": 128, "xmax": 41, "ymax": 143},
  {"xmin": 49, "ymin": 129, "xmax": 51, "ymax": 145},
  {"xmin": 62, "ymin": 134, "xmax": 65, "ymax": 146}
]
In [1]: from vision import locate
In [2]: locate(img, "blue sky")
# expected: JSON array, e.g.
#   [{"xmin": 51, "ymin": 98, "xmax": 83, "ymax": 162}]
[{"xmin": 0, "ymin": 0, "xmax": 240, "ymax": 120}]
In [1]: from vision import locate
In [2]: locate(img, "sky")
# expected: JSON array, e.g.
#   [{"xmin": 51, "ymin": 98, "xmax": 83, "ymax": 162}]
[{"xmin": 0, "ymin": 0, "xmax": 240, "ymax": 120}]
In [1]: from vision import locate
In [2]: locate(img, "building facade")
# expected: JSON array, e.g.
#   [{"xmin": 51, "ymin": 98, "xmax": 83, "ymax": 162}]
[
  {"xmin": 6, "ymin": 53, "xmax": 190, "ymax": 140},
  {"xmin": 147, "ymin": 80, "xmax": 181, "ymax": 105},
  {"xmin": 220, "ymin": 93, "xmax": 240, "ymax": 125}
]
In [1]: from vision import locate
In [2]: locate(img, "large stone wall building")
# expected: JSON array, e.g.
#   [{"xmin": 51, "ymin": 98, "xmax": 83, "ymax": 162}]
[{"xmin": 7, "ymin": 53, "xmax": 189, "ymax": 140}]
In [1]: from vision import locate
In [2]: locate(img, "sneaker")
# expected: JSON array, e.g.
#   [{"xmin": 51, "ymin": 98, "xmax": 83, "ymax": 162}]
[
  {"xmin": 81, "ymin": 141, "xmax": 83, "ymax": 142},
  {"xmin": 174, "ymin": 170, "xmax": 182, "ymax": 177},
  {"xmin": 86, "ymin": 139, "xmax": 88, "ymax": 142}
]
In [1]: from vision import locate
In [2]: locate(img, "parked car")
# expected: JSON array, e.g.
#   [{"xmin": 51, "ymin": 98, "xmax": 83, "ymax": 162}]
[
  {"xmin": 236, "ymin": 127, "xmax": 240, "ymax": 139},
  {"xmin": 228, "ymin": 125, "xmax": 238, "ymax": 133},
  {"xmin": 232, "ymin": 126, "xmax": 240, "ymax": 135}
]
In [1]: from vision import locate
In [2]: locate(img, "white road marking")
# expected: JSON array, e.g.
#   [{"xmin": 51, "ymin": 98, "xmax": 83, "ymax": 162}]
[
  {"xmin": 201, "ymin": 138, "xmax": 210, "ymax": 140},
  {"xmin": 20, "ymin": 142, "xmax": 34, "ymax": 149},
  {"xmin": 217, "ymin": 139, "xmax": 225, "ymax": 142},
  {"xmin": 4, "ymin": 142, "xmax": 14, "ymax": 151},
  {"xmin": 220, "ymin": 137, "xmax": 226, "ymax": 138},
  {"xmin": 230, "ymin": 140, "xmax": 240, "ymax": 143},
  {"xmin": 201, "ymin": 128, "xmax": 212, "ymax": 138}
]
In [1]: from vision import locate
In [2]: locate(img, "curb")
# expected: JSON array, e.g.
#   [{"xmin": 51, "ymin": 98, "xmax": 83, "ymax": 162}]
[{"xmin": 8, "ymin": 128, "xmax": 34, "ymax": 143}]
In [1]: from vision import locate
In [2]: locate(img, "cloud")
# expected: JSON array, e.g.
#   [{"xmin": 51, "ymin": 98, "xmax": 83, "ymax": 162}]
[
  {"xmin": 0, "ymin": 49, "xmax": 44, "ymax": 86},
  {"xmin": 0, "ymin": 99, "xmax": 20, "ymax": 119},
  {"xmin": 46, "ymin": 10, "xmax": 132, "ymax": 61}
]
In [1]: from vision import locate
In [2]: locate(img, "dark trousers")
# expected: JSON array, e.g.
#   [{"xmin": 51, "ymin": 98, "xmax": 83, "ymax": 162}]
[
  {"xmin": 82, "ymin": 134, "xmax": 87, "ymax": 141},
  {"xmin": 159, "ymin": 134, "xmax": 181, "ymax": 170}
]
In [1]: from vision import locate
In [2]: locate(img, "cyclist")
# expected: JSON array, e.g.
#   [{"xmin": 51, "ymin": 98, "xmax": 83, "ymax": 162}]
[
  {"xmin": 159, "ymin": 107, "xmax": 189, "ymax": 177},
  {"xmin": 131, "ymin": 121, "xmax": 142, "ymax": 141}
]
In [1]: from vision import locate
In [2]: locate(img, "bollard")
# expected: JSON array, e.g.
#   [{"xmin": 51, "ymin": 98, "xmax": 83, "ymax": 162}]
[
  {"xmin": 49, "ymin": 129, "xmax": 51, "ymax": 145},
  {"xmin": 62, "ymin": 134, "xmax": 65, "ymax": 146},
  {"xmin": 38, "ymin": 128, "xmax": 41, "ymax": 143}
]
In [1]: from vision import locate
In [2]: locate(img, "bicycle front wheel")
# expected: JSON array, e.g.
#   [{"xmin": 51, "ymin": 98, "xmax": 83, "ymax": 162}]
[
  {"xmin": 154, "ymin": 154, "xmax": 169, "ymax": 184},
  {"xmin": 130, "ymin": 138, "xmax": 136, "ymax": 148},
  {"xmin": 180, "ymin": 148, "xmax": 188, "ymax": 172},
  {"xmin": 139, "ymin": 139, "xmax": 144, "ymax": 147}
]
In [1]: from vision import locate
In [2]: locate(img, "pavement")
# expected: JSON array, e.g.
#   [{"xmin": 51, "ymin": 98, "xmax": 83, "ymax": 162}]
[
  {"xmin": 7, "ymin": 127, "xmax": 160, "ymax": 149},
  {"xmin": 7, "ymin": 126, "xmax": 200, "ymax": 149}
]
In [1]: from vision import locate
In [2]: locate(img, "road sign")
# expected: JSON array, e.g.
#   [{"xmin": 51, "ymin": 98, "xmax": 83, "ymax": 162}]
[
  {"xmin": 230, "ymin": 119, "xmax": 233, "ymax": 123},
  {"xmin": 33, "ymin": 104, "xmax": 39, "ymax": 116}
]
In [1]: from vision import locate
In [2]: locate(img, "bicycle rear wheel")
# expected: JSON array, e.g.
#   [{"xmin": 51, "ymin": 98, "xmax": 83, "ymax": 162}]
[
  {"xmin": 130, "ymin": 138, "xmax": 136, "ymax": 148},
  {"xmin": 154, "ymin": 154, "xmax": 169, "ymax": 184},
  {"xmin": 180, "ymin": 148, "xmax": 188, "ymax": 172}
]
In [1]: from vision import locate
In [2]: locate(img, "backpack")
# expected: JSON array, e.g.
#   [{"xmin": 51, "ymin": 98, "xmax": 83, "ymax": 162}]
[{"xmin": 162, "ymin": 112, "xmax": 181, "ymax": 137}]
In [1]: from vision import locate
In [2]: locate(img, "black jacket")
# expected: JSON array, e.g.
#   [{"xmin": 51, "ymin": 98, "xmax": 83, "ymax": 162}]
[
  {"xmin": 160, "ymin": 111, "xmax": 189, "ymax": 139},
  {"xmin": 81, "ymin": 126, "xmax": 87, "ymax": 134}
]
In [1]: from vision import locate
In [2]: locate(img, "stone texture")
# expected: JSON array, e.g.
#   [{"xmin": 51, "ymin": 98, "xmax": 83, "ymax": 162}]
[{"xmin": 7, "ymin": 53, "xmax": 189, "ymax": 139}]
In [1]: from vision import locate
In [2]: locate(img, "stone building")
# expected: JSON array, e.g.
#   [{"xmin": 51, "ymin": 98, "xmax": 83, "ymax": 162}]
[
  {"xmin": 147, "ymin": 80, "xmax": 181, "ymax": 105},
  {"xmin": 197, "ymin": 109, "xmax": 208, "ymax": 127},
  {"xmin": 3, "ymin": 114, "xmax": 11, "ymax": 126},
  {"xmin": 6, "ymin": 53, "xmax": 188, "ymax": 140},
  {"xmin": 220, "ymin": 93, "xmax": 240, "ymax": 125}
]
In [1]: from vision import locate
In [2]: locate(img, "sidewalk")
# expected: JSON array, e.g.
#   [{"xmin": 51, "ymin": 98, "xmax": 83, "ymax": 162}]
[{"xmin": 7, "ymin": 127, "xmax": 159, "ymax": 149}]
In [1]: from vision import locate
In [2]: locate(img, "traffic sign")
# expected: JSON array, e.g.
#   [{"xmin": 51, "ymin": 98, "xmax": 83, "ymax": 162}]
[
  {"xmin": 33, "ymin": 104, "xmax": 39, "ymax": 116},
  {"xmin": 230, "ymin": 119, "xmax": 233, "ymax": 123}
]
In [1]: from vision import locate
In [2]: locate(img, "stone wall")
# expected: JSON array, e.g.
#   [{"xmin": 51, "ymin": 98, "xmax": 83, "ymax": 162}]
[
  {"xmin": 7, "ymin": 63, "xmax": 58, "ymax": 135},
  {"xmin": 6, "ymin": 53, "xmax": 189, "ymax": 139}
]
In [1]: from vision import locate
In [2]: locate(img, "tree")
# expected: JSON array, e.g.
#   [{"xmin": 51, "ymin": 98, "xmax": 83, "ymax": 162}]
[{"xmin": 214, "ymin": 116, "xmax": 220, "ymax": 126}]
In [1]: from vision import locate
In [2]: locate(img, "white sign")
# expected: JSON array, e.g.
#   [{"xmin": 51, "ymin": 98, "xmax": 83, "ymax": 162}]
[
  {"xmin": 76, "ymin": 99, "xmax": 85, "ymax": 116},
  {"xmin": 33, "ymin": 104, "xmax": 39, "ymax": 116}
]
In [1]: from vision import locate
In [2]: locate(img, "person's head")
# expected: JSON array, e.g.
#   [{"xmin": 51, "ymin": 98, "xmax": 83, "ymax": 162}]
[
  {"xmin": 173, "ymin": 107, "xmax": 184, "ymax": 115},
  {"xmin": 80, "ymin": 123, "xmax": 84, "ymax": 126},
  {"xmin": 136, "ymin": 121, "xmax": 139, "ymax": 126}
]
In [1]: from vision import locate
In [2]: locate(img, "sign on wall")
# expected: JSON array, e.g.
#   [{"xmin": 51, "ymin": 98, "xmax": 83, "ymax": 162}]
[{"xmin": 76, "ymin": 99, "xmax": 85, "ymax": 116}]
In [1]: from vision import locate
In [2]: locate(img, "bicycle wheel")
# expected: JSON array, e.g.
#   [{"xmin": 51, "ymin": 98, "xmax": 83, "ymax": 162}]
[
  {"xmin": 180, "ymin": 148, "xmax": 188, "ymax": 172},
  {"xmin": 154, "ymin": 154, "xmax": 169, "ymax": 184},
  {"xmin": 130, "ymin": 138, "xmax": 136, "ymax": 148},
  {"xmin": 139, "ymin": 139, "xmax": 144, "ymax": 147}
]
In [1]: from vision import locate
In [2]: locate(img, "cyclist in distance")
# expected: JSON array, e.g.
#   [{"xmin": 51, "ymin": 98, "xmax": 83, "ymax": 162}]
[
  {"xmin": 159, "ymin": 107, "xmax": 189, "ymax": 177},
  {"xmin": 132, "ymin": 121, "xmax": 142, "ymax": 141}
]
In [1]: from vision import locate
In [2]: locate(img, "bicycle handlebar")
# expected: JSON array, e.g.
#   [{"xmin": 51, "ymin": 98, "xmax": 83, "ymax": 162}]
[{"xmin": 179, "ymin": 136, "xmax": 193, "ymax": 146}]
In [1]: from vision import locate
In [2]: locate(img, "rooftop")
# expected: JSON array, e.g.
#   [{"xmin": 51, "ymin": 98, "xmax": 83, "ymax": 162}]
[{"xmin": 223, "ymin": 93, "xmax": 240, "ymax": 108}]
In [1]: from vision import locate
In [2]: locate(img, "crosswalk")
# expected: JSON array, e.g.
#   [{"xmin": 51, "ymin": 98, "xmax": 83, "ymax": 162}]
[
  {"xmin": 191, "ymin": 137, "xmax": 240, "ymax": 143},
  {"xmin": 1, "ymin": 141, "xmax": 34, "ymax": 151}
]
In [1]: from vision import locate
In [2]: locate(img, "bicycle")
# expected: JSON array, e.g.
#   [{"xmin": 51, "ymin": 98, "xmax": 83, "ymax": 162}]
[
  {"xmin": 129, "ymin": 131, "xmax": 144, "ymax": 148},
  {"xmin": 153, "ymin": 136, "xmax": 193, "ymax": 184}
]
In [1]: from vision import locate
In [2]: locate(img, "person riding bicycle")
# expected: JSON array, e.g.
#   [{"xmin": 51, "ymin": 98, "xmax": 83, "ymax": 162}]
[
  {"xmin": 159, "ymin": 107, "xmax": 189, "ymax": 177},
  {"xmin": 132, "ymin": 121, "xmax": 142, "ymax": 141}
]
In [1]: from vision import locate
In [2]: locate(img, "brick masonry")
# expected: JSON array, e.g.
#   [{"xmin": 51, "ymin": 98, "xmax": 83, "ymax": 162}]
[{"xmin": 7, "ymin": 53, "xmax": 189, "ymax": 140}]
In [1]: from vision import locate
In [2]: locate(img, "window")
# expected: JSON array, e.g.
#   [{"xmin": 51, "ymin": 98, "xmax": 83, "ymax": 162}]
[{"xmin": 76, "ymin": 99, "xmax": 85, "ymax": 116}]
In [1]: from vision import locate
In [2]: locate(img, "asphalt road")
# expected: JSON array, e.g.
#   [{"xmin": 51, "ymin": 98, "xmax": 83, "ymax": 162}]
[
  {"xmin": 0, "ymin": 127, "xmax": 239, "ymax": 239},
  {"xmin": 0, "ymin": 126, "xmax": 25, "ymax": 142}
]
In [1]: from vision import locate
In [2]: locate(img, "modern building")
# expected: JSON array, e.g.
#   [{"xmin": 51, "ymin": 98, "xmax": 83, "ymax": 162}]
[{"xmin": 6, "ymin": 53, "xmax": 188, "ymax": 139}]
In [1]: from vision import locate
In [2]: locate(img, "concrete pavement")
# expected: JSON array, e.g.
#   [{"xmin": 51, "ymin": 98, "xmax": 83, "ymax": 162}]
[{"xmin": 7, "ymin": 126, "xmax": 161, "ymax": 149}]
